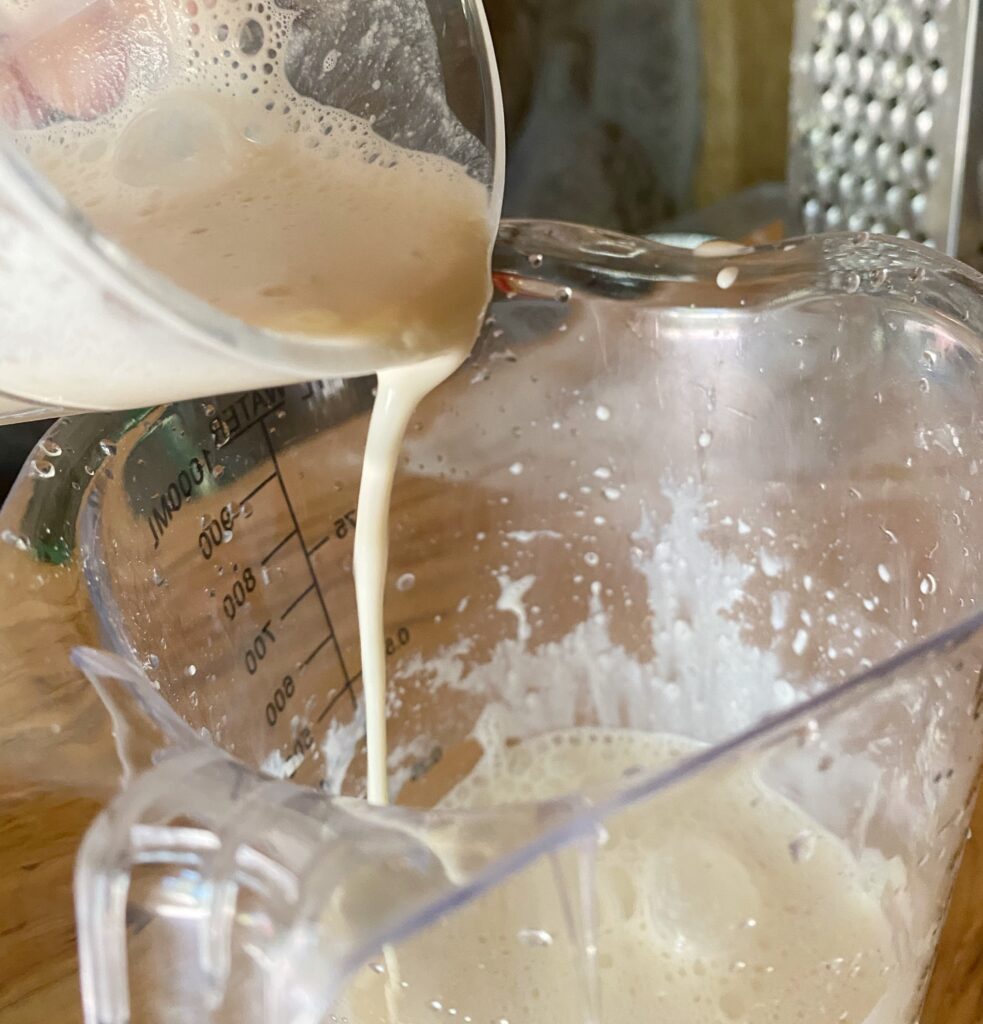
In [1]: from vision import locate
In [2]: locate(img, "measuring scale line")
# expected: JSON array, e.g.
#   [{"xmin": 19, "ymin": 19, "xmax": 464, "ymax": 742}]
[
  {"xmin": 280, "ymin": 582, "xmax": 316, "ymax": 622},
  {"xmin": 300, "ymin": 635, "xmax": 332, "ymax": 670},
  {"xmin": 259, "ymin": 419, "xmax": 354, "ymax": 688},
  {"xmin": 316, "ymin": 670, "xmax": 362, "ymax": 724},
  {"xmin": 307, "ymin": 534, "xmax": 330, "ymax": 557},
  {"xmin": 261, "ymin": 528, "xmax": 297, "ymax": 567},
  {"xmin": 239, "ymin": 470, "xmax": 277, "ymax": 506}
]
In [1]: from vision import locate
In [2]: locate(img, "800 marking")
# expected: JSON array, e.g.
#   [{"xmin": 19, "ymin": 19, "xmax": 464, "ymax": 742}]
[{"xmin": 222, "ymin": 567, "xmax": 257, "ymax": 620}]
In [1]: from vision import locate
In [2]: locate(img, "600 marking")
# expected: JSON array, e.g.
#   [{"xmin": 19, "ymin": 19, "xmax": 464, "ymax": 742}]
[
  {"xmin": 265, "ymin": 674, "xmax": 296, "ymax": 726},
  {"xmin": 245, "ymin": 621, "xmax": 276, "ymax": 675}
]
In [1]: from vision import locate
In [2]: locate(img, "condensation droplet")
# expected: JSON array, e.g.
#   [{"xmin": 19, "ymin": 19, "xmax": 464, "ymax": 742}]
[
  {"xmin": 716, "ymin": 266, "xmax": 739, "ymax": 289},
  {"xmin": 517, "ymin": 928, "xmax": 554, "ymax": 947},
  {"xmin": 99, "ymin": 439, "xmax": 117, "ymax": 456},
  {"xmin": 396, "ymin": 572, "xmax": 416, "ymax": 592},
  {"xmin": 920, "ymin": 573, "xmax": 937, "ymax": 595},
  {"xmin": 1, "ymin": 529, "xmax": 29, "ymax": 551},
  {"xmin": 877, "ymin": 563, "xmax": 892, "ymax": 583},
  {"xmin": 30, "ymin": 458, "xmax": 55, "ymax": 479},
  {"xmin": 143, "ymin": 653, "xmax": 160, "ymax": 671},
  {"xmin": 38, "ymin": 439, "xmax": 62, "ymax": 458},
  {"xmin": 185, "ymin": 664, "xmax": 197, "ymax": 677},
  {"xmin": 509, "ymin": 461, "xmax": 524, "ymax": 476},
  {"xmin": 595, "ymin": 404, "xmax": 611, "ymax": 422},
  {"xmin": 698, "ymin": 429, "xmax": 712, "ymax": 448}
]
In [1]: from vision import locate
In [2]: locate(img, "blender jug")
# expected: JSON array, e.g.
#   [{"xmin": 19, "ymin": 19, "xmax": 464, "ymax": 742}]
[
  {"xmin": 1, "ymin": 224, "xmax": 983, "ymax": 1024},
  {"xmin": 0, "ymin": 0, "xmax": 502, "ymax": 421}
]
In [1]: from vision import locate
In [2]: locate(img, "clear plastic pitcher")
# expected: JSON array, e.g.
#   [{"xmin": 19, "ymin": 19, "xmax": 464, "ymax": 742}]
[
  {"xmin": 1, "ymin": 224, "xmax": 982, "ymax": 1024},
  {"xmin": 0, "ymin": 0, "xmax": 502, "ymax": 421}
]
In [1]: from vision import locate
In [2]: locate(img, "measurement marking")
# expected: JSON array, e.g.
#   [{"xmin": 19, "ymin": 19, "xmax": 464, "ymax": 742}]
[
  {"xmin": 281, "ymin": 582, "xmax": 316, "ymax": 622},
  {"xmin": 261, "ymin": 419, "xmax": 353, "ymax": 683},
  {"xmin": 316, "ymin": 679, "xmax": 359, "ymax": 723},
  {"xmin": 261, "ymin": 528, "xmax": 297, "ymax": 566},
  {"xmin": 307, "ymin": 534, "xmax": 330, "ymax": 556},
  {"xmin": 344, "ymin": 670, "xmax": 362, "ymax": 709},
  {"xmin": 300, "ymin": 635, "xmax": 331, "ymax": 670},
  {"xmin": 240, "ymin": 471, "xmax": 276, "ymax": 505},
  {"xmin": 222, "ymin": 402, "xmax": 286, "ymax": 446}
]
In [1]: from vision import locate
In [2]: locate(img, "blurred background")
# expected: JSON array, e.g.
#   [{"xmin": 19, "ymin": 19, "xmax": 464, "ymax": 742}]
[
  {"xmin": 488, "ymin": 0, "xmax": 792, "ymax": 231},
  {"xmin": 0, "ymin": 0, "xmax": 795, "ymax": 496}
]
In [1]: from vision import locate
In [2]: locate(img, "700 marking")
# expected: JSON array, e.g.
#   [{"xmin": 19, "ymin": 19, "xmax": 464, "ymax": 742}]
[{"xmin": 245, "ymin": 621, "xmax": 276, "ymax": 675}]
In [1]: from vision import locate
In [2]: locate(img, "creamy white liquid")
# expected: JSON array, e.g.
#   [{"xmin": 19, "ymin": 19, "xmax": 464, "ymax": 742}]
[
  {"xmin": 356, "ymin": 353, "xmax": 467, "ymax": 804},
  {"xmin": 5, "ymin": 0, "xmax": 495, "ymax": 804},
  {"xmin": 342, "ymin": 727, "xmax": 898, "ymax": 1024}
]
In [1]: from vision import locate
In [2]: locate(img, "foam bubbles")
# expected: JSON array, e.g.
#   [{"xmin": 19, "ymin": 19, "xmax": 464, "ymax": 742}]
[
  {"xmin": 12, "ymin": 0, "xmax": 494, "ymax": 354},
  {"xmin": 339, "ymin": 728, "xmax": 898, "ymax": 1024}
]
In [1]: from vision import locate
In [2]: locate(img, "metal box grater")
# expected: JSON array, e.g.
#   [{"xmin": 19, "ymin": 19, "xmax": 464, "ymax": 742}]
[{"xmin": 788, "ymin": 0, "xmax": 983, "ymax": 262}]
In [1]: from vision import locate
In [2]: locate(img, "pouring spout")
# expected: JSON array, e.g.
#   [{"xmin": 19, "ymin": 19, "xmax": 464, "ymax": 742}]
[{"xmin": 71, "ymin": 646, "xmax": 205, "ymax": 788}]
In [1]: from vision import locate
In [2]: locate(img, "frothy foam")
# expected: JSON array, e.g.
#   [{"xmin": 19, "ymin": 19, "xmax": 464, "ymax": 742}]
[
  {"xmin": 7, "ymin": 0, "xmax": 493, "ymax": 357},
  {"xmin": 341, "ymin": 727, "xmax": 898, "ymax": 1024}
]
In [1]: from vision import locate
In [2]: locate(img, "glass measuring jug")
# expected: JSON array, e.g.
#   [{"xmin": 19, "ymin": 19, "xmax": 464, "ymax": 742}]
[
  {"xmin": 0, "ymin": 0, "xmax": 502, "ymax": 422},
  {"xmin": 1, "ymin": 224, "xmax": 983, "ymax": 1024}
]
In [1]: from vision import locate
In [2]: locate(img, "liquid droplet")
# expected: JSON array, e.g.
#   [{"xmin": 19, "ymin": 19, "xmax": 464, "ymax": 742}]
[
  {"xmin": 527, "ymin": 253, "xmax": 543, "ymax": 267},
  {"xmin": 38, "ymin": 439, "xmax": 62, "ymax": 458},
  {"xmin": 698, "ymin": 429, "xmax": 712, "ymax": 449},
  {"xmin": 143, "ymin": 653, "xmax": 160, "ymax": 671},
  {"xmin": 595, "ymin": 404, "xmax": 611, "ymax": 422},
  {"xmin": 396, "ymin": 572, "xmax": 416, "ymax": 592},
  {"xmin": 1, "ymin": 529, "xmax": 29, "ymax": 551},
  {"xmin": 877, "ymin": 563, "xmax": 892, "ymax": 583},
  {"xmin": 919, "ymin": 572, "xmax": 937, "ymax": 595},
  {"xmin": 185, "ymin": 664, "xmax": 197, "ymax": 677},
  {"xmin": 509, "ymin": 461, "xmax": 524, "ymax": 476},
  {"xmin": 369, "ymin": 962, "xmax": 385, "ymax": 974},
  {"xmin": 517, "ymin": 928, "xmax": 554, "ymax": 947},
  {"xmin": 429, "ymin": 1001, "xmax": 443, "ymax": 1012},
  {"xmin": 30, "ymin": 458, "xmax": 55, "ymax": 479},
  {"xmin": 99, "ymin": 439, "xmax": 117, "ymax": 457},
  {"xmin": 716, "ymin": 266, "xmax": 739, "ymax": 289}
]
